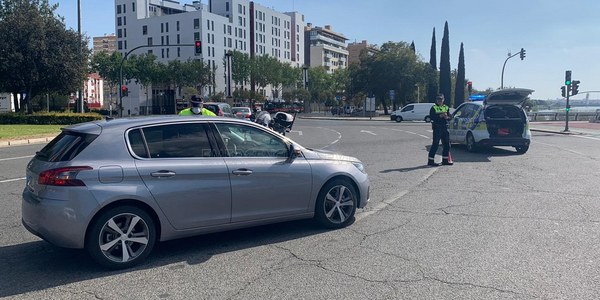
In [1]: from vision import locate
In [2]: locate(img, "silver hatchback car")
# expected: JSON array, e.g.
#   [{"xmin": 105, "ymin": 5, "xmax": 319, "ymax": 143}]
[{"xmin": 22, "ymin": 116, "xmax": 369, "ymax": 269}]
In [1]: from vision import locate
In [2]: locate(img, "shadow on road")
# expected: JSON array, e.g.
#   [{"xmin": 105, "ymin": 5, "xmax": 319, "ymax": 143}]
[{"xmin": 0, "ymin": 219, "xmax": 330, "ymax": 297}]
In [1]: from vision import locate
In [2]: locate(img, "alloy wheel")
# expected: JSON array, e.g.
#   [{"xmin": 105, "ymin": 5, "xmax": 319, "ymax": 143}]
[{"xmin": 98, "ymin": 212, "xmax": 150, "ymax": 263}]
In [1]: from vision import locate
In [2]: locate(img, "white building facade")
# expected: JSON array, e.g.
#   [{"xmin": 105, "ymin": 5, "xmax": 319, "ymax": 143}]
[
  {"xmin": 115, "ymin": 0, "xmax": 305, "ymax": 115},
  {"xmin": 304, "ymin": 24, "xmax": 348, "ymax": 74}
]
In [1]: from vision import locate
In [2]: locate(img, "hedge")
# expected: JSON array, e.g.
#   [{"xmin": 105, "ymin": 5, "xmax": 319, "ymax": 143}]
[{"xmin": 0, "ymin": 112, "xmax": 103, "ymax": 125}]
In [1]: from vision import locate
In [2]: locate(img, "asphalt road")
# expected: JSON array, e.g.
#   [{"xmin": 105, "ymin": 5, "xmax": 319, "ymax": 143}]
[{"xmin": 1, "ymin": 119, "xmax": 600, "ymax": 299}]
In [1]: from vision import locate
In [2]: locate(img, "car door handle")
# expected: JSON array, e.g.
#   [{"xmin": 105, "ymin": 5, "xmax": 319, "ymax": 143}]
[
  {"xmin": 150, "ymin": 170, "xmax": 176, "ymax": 178},
  {"xmin": 232, "ymin": 169, "xmax": 253, "ymax": 176}
]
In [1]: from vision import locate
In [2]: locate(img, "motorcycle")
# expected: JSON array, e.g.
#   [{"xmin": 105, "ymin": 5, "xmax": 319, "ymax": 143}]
[{"xmin": 272, "ymin": 112, "xmax": 296, "ymax": 136}]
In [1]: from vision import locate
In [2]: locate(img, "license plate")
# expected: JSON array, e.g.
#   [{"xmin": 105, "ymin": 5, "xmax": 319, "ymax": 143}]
[{"xmin": 498, "ymin": 128, "xmax": 510, "ymax": 135}]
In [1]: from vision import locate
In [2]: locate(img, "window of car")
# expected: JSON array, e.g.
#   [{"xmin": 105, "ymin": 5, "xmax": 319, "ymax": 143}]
[
  {"xmin": 215, "ymin": 123, "xmax": 288, "ymax": 158},
  {"xmin": 129, "ymin": 123, "xmax": 215, "ymax": 158},
  {"xmin": 401, "ymin": 105, "xmax": 414, "ymax": 112},
  {"xmin": 35, "ymin": 131, "xmax": 98, "ymax": 162}
]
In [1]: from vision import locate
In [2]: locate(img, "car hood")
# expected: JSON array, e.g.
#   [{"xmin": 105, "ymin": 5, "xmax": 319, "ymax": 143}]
[
  {"xmin": 303, "ymin": 148, "xmax": 360, "ymax": 162},
  {"xmin": 484, "ymin": 88, "xmax": 534, "ymax": 106}
]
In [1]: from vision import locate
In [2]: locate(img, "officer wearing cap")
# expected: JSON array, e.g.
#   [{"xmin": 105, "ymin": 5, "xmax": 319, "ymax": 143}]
[
  {"xmin": 427, "ymin": 94, "xmax": 453, "ymax": 166},
  {"xmin": 178, "ymin": 95, "xmax": 216, "ymax": 116}
]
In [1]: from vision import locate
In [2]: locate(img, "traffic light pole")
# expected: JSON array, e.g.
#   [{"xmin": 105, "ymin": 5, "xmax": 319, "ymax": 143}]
[{"xmin": 564, "ymin": 90, "xmax": 570, "ymax": 132}]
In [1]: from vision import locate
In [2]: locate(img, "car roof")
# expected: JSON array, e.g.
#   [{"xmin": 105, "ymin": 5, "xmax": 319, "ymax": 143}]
[{"xmin": 61, "ymin": 115, "xmax": 243, "ymax": 134}]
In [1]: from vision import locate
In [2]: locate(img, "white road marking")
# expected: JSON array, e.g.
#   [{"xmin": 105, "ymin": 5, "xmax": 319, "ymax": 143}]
[
  {"xmin": 318, "ymin": 127, "xmax": 342, "ymax": 149},
  {"xmin": 0, "ymin": 177, "xmax": 26, "ymax": 184},
  {"xmin": 290, "ymin": 130, "xmax": 303, "ymax": 136},
  {"xmin": 360, "ymin": 130, "xmax": 377, "ymax": 136},
  {"xmin": 0, "ymin": 155, "xmax": 34, "ymax": 162},
  {"xmin": 533, "ymin": 141, "xmax": 586, "ymax": 156},
  {"xmin": 356, "ymin": 167, "xmax": 438, "ymax": 222},
  {"xmin": 387, "ymin": 127, "xmax": 430, "ymax": 139}
]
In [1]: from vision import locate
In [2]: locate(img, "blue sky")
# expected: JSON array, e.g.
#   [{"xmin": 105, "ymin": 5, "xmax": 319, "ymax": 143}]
[{"xmin": 51, "ymin": 0, "xmax": 600, "ymax": 100}]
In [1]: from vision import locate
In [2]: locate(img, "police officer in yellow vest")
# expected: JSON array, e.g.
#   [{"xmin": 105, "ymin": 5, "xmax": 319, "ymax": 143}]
[
  {"xmin": 428, "ymin": 94, "xmax": 453, "ymax": 166},
  {"xmin": 178, "ymin": 95, "xmax": 216, "ymax": 116}
]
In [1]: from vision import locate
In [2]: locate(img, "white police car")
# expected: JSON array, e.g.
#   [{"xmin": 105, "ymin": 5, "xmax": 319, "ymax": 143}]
[{"xmin": 448, "ymin": 88, "xmax": 533, "ymax": 154}]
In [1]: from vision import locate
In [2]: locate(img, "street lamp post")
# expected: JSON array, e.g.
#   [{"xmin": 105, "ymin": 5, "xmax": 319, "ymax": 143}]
[
  {"xmin": 225, "ymin": 51, "xmax": 233, "ymax": 101},
  {"xmin": 302, "ymin": 66, "xmax": 309, "ymax": 113},
  {"xmin": 415, "ymin": 84, "xmax": 420, "ymax": 103}
]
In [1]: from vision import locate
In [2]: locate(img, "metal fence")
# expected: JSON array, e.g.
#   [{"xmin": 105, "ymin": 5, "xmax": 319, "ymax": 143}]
[{"xmin": 528, "ymin": 111, "xmax": 600, "ymax": 121}]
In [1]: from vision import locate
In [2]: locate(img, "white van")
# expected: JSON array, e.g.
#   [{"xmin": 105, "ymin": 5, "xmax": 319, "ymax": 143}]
[{"xmin": 390, "ymin": 103, "xmax": 434, "ymax": 122}]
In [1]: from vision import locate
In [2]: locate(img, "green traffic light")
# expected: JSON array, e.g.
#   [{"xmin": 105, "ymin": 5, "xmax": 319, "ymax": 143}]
[{"xmin": 565, "ymin": 80, "xmax": 571, "ymax": 85}]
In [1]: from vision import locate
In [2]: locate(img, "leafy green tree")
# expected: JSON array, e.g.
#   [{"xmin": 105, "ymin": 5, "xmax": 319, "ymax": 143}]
[
  {"xmin": 439, "ymin": 21, "xmax": 451, "ymax": 105},
  {"xmin": 454, "ymin": 43, "xmax": 466, "ymax": 108},
  {"xmin": 0, "ymin": 0, "xmax": 90, "ymax": 113}
]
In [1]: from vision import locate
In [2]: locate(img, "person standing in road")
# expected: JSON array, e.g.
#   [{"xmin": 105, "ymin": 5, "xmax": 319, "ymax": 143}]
[
  {"xmin": 427, "ymin": 94, "xmax": 453, "ymax": 166},
  {"xmin": 178, "ymin": 95, "xmax": 216, "ymax": 116}
]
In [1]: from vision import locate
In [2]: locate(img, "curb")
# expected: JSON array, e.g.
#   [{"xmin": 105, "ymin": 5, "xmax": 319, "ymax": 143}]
[{"xmin": 0, "ymin": 136, "xmax": 57, "ymax": 148}]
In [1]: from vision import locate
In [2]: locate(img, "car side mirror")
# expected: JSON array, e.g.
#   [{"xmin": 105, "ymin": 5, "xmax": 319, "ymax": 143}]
[{"xmin": 287, "ymin": 143, "xmax": 301, "ymax": 162}]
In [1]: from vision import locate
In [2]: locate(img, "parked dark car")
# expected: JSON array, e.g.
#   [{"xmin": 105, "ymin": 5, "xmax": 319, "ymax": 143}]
[{"xmin": 204, "ymin": 102, "xmax": 233, "ymax": 118}]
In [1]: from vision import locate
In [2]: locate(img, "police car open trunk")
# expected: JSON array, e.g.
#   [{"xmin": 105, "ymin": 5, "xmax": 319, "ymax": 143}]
[{"xmin": 483, "ymin": 88, "xmax": 533, "ymax": 138}]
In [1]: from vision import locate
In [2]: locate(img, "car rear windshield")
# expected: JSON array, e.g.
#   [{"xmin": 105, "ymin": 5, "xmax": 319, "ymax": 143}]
[{"xmin": 35, "ymin": 131, "xmax": 98, "ymax": 162}]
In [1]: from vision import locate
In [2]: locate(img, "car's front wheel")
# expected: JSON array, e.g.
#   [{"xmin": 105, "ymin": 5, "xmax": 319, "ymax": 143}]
[
  {"xmin": 315, "ymin": 179, "xmax": 357, "ymax": 229},
  {"xmin": 86, "ymin": 206, "xmax": 156, "ymax": 269},
  {"xmin": 466, "ymin": 132, "xmax": 478, "ymax": 152},
  {"xmin": 395, "ymin": 116, "xmax": 403, "ymax": 123},
  {"xmin": 424, "ymin": 116, "xmax": 431, "ymax": 123}
]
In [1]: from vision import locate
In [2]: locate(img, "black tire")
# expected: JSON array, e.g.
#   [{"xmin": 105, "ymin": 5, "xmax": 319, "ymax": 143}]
[
  {"xmin": 424, "ymin": 116, "xmax": 431, "ymax": 123},
  {"xmin": 86, "ymin": 206, "xmax": 156, "ymax": 269},
  {"xmin": 466, "ymin": 132, "xmax": 478, "ymax": 152},
  {"xmin": 515, "ymin": 145, "xmax": 529, "ymax": 154},
  {"xmin": 395, "ymin": 116, "xmax": 403, "ymax": 123},
  {"xmin": 315, "ymin": 179, "xmax": 357, "ymax": 229}
]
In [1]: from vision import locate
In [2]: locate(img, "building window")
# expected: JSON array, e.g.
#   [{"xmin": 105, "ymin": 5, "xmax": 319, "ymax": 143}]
[
  {"xmin": 122, "ymin": 4, "xmax": 126, "ymax": 13},
  {"xmin": 142, "ymin": 25, "xmax": 147, "ymax": 35},
  {"xmin": 226, "ymin": 2, "xmax": 229, "ymax": 11},
  {"xmin": 123, "ymin": 16, "xmax": 126, "ymax": 26},
  {"xmin": 124, "ymin": 28, "xmax": 127, "ymax": 38},
  {"xmin": 117, "ymin": 5, "xmax": 121, "ymax": 14},
  {"xmin": 161, "ymin": 23, "xmax": 164, "ymax": 33},
  {"xmin": 177, "ymin": 47, "xmax": 180, "ymax": 57},
  {"xmin": 177, "ymin": 21, "xmax": 180, "ymax": 31},
  {"xmin": 147, "ymin": 37, "xmax": 153, "ymax": 46},
  {"xmin": 166, "ymin": 48, "xmax": 169, "ymax": 58},
  {"xmin": 118, "ymin": 41, "xmax": 122, "ymax": 50},
  {"xmin": 117, "ymin": 29, "xmax": 122, "ymax": 38},
  {"xmin": 166, "ymin": 22, "xmax": 169, "ymax": 32},
  {"xmin": 148, "ymin": 50, "xmax": 153, "ymax": 54},
  {"xmin": 194, "ymin": 32, "xmax": 200, "ymax": 41},
  {"xmin": 161, "ymin": 36, "xmax": 164, "ymax": 45},
  {"xmin": 207, "ymin": 19, "xmax": 210, "ymax": 29},
  {"xmin": 161, "ymin": 49, "xmax": 164, "ymax": 59},
  {"xmin": 194, "ymin": 18, "xmax": 199, "ymax": 29},
  {"xmin": 177, "ymin": 34, "xmax": 180, "ymax": 44},
  {"xmin": 124, "ymin": 40, "xmax": 127, "ymax": 50},
  {"xmin": 132, "ymin": 2, "xmax": 135, "ymax": 12},
  {"xmin": 166, "ymin": 36, "xmax": 169, "ymax": 45},
  {"xmin": 117, "ymin": 17, "xmax": 122, "ymax": 26}
]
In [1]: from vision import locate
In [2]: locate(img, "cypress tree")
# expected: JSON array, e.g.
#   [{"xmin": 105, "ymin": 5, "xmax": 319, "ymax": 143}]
[
  {"xmin": 439, "ymin": 21, "xmax": 451, "ymax": 106},
  {"xmin": 410, "ymin": 41, "xmax": 415, "ymax": 53},
  {"xmin": 454, "ymin": 43, "xmax": 466, "ymax": 108},
  {"xmin": 426, "ymin": 28, "xmax": 438, "ymax": 103}
]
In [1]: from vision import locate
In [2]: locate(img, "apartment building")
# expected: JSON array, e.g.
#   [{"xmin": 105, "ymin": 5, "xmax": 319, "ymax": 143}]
[
  {"xmin": 304, "ymin": 24, "xmax": 348, "ymax": 74},
  {"xmin": 347, "ymin": 40, "xmax": 378, "ymax": 65},
  {"xmin": 93, "ymin": 34, "xmax": 117, "ymax": 54},
  {"xmin": 114, "ymin": 0, "xmax": 305, "ymax": 115}
]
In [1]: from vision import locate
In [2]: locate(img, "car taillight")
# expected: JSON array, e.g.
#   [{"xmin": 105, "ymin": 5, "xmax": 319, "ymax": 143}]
[
  {"xmin": 244, "ymin": 113, "xmax": 251, "ymax": 118},
  {"xmin": 38, "ymin": 166, "xmax": 93, "ymax": 186}
]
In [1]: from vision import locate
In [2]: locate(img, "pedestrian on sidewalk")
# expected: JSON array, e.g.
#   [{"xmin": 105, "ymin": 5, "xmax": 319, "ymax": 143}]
[{"xmin": 427, "ymin": 94, "xmax": 453, "ymax": 166}]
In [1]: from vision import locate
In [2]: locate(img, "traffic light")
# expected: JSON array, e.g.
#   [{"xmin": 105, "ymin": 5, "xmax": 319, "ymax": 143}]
[
  {"xmin": 571, "ymin": 80, "xmax": 580, "ymax": 96},
  {"xmin": 467, "ymin": 81, "xmax": 473, "ymax": 94},
  {"xmin": 519, "ymin": 48, "xmax": 526, "ymax": 60},
  {"xmin": 565, "ymin": 70, "xmax": 571, "ymax": 85},
  {"xmin": 561, "ymin": 86, "xmax": 566, "ymax": 97},
  {"xmin": 194, "ymin": 40, "xmax": 202, "ymax": 54},
  {"xmin": 566, "ymin": 105, "xmax": 571, "ymax": 112},
  {"xmin": 121, "ymin": 85, "xmax": 128, "ymax": 97}
]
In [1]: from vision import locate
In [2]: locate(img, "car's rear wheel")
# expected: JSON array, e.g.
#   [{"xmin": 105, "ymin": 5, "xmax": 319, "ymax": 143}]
[
  {"xmin": 515, "ymin": 145, "xmax": 529, "ymax": 154},
  {"xmin": 315, "ymin": 179, "xmax": 357, "ymax": 229},
  {"xmin": 466, "ymin": 132, "xmax": 478, "ymax": 152},
  {"xmin": 424, "ymin": 116, "xmax": 431, "ymax": 123},
  {"xmin": 395, "ymin": 116, "xmax": 403, "ymax": 123},
  {"xmin": 86, "ymin": 206, "xmax": 156, "ymax": 269}
]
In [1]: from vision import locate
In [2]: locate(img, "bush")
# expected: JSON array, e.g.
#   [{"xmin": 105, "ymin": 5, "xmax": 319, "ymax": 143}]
[{"xmin": 0, "ymin": 112, "xmax": 103, "ymax": 125}]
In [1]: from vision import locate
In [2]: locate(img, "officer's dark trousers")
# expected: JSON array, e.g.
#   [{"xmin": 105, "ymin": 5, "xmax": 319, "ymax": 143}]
[{"xmin": 428, "ymin": 126, "xmax": 450, "ymax": 161}]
